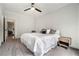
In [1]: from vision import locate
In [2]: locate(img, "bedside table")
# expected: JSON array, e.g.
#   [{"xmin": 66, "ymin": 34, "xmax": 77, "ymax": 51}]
[{"xmin": 58, "ymin": 36, "xmax": 71, "ymax": 48}]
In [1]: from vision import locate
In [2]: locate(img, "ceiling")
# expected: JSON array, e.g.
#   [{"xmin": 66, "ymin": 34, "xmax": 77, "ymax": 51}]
[{"xmin": 2, "ymin": 3, "xmax": 70, "ymax": 17}]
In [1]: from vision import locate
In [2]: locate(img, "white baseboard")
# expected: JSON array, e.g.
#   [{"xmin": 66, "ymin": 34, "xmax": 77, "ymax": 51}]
[{"xmin": 70, "ymin": 45, "xmax": 79, "ymax": 50}]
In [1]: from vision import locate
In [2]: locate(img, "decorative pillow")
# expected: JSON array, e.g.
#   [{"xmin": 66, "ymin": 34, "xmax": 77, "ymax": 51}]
[
  {"xmin": 46, "ymin": 29, "xmax": 51, "ymax": 34},
  {"xmin": 55, "ymin": 30, "xmax": 60, "ymax": 35},
  {"xmin": 49, "ymin": 29, "xmax": 56, "ymax": 34},
  {"xmin": 40, "ymin": 28, "xmax": 47, "ymax": 34}
]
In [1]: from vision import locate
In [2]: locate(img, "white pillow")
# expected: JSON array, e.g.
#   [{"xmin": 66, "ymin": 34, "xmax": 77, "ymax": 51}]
[
  {"xmin": 46, "ymin": 29, "xmax": 51, "ymax": 34},
  {"xmin": 55, "ymin": 30, "xmax": 60, "ymax": 35}
]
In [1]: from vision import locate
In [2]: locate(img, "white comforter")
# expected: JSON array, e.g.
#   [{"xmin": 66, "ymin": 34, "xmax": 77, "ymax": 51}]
[{"xmin": 20, "ymin": 33, "xmax": 60, "ymax": 56}]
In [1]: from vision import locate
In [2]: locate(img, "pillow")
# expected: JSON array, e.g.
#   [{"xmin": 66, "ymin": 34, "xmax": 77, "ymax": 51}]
[
  {"xmin": 55, "ymin": 30, "xmax": 60, "ymax": 35},
  {"xmin": 40, "ymin": 28, "xmax": 47, "ymax": 34},
  {"xmin": 49, "ymin": 29, "xmax": 56, "ymax": 34},
  {"xmin": 46, "ymin": 29, "xmax": 51, "ymax": 34}
]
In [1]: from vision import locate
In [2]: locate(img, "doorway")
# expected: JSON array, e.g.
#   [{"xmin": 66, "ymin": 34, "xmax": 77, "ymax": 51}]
[{"xmin": 7, "ymin": 21, "xmax": 15, "ymax": 39}]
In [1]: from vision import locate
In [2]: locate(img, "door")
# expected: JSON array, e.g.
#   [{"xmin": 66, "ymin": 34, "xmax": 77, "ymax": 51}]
[
  {"xmin": 4, "ymin": 18, "xmax": 15, "ymax": 41},
  {"xmin": 4, "ymin": 16, "xmax": 7, "ymax": 42}
]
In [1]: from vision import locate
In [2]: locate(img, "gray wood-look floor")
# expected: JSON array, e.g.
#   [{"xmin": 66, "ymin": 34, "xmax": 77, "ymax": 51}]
[{"xmin": 0, "ymin": 37, "xmax": 79, "ymax": 56}]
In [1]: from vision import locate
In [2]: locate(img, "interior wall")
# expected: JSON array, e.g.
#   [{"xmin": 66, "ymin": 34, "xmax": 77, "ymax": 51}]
[
  {"xmin": 4, "ymin": 11, "xmax": 35, "ymax": 38},
  {"xmin": 4, "ymin": 4, "xmax": 79, "ymax": 49},
  {"xmin": 35, "ymin": 4, "xmax": 78, "ymax": 49},
  {"xmin": 0, "ymin": 4, "xmax": 3, "ymax": 46},
  {"xmin": 77, "ymin": 5, "xmax": 79, "ymax": 48}
]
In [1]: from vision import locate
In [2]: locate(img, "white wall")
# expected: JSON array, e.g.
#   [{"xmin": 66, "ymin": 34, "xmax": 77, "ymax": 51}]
[
  {"xmin": 0, "ymin": 4, "xmax": 3, "ymax": 46},
  {"xmin": 5, "ymin": 11, "xmax": 35, "ymax": 38},
  {"xmin": 77, "ymin": 5, "xmax": 79, "ymax": 48},
  {"xmin": 4, "ymin": 4, "xmax": 79, "ymax": 49},
  {"xmin": 35, "ymin": 4, "xmax": 79, "ymax": 49}
]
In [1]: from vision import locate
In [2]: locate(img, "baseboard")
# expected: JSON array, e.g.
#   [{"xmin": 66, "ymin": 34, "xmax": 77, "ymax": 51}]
[
  {"xmin": 16, "ymin": 37, "xmax": 20, "ymax": 40},
  {"xmin": 70, "ymin": 46, "xmax": 79, "ymax": 50}
]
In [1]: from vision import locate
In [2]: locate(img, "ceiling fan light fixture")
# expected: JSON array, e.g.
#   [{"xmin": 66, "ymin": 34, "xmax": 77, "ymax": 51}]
[
  {"xmin": 24, "ymin": 3, "xmax": 42, "ymax": 12},
  {"xmin": 31, "ymin": 7, "xmax": 35, "ymax": 10}
]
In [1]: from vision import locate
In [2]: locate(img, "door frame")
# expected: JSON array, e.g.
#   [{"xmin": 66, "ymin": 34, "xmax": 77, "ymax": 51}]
[
  {"xmin": 3, "ymin": 16, "xmax": 5, "ymax": 42},
  {"xmin": 3, "ymin": 17, "xmax": 16, "ymax": 43}
]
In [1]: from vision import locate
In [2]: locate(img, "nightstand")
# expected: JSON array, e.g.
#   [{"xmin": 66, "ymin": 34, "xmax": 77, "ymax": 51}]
[{"xmin": 58, "ymin": 36, "xmax": 71, "ymax": 48}]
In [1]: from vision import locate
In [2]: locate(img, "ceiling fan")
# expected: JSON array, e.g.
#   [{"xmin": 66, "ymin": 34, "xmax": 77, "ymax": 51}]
[{"xmin": 24, "ymin": 3, "xmax": 42, "ymax": 12}]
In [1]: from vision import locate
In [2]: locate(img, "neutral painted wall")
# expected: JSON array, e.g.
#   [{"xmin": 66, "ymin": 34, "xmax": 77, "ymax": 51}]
[
  {"xmin": 4, "ymin": 4, "xmax": 79, "ymax": 49},
  {"xmin": 0, "ymin": 4, "xmax": 3, "ymax": 46},
  {"xmin": 35, "ymin": 4, "xmax": 79, "ymax": 49},
  {"xmin": 4, "ymin": 11, "xmax": 35, "ymax": 38},
  {"xmin": 77, "ymin": 5, "xmax": 79, "ymax": 48}
]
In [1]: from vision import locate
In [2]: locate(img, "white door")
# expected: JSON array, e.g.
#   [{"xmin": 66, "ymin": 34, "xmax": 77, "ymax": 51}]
[{"xmin": 5, "ymin": 17, "xmax": 8, "ymax": 41}]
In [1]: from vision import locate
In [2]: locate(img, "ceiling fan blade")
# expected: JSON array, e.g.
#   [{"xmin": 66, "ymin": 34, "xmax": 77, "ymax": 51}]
[
  {"xmin": 35, "ymin": 8, "xmax": 42, "ymax": 12},
  {"xmin": 24, "ymin": 8, "xmax": 31, "ymax": 11}
]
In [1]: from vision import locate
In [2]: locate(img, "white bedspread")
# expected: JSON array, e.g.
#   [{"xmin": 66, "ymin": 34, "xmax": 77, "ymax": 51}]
[{"xmin": 20, "ymin": 33, "xmax": 60, "ymax": 56}]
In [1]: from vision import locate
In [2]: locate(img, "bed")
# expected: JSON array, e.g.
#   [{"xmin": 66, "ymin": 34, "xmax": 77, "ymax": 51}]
[{"xmin": 20, "ymin": 30, "xmax": 60, "ymax": 56}]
